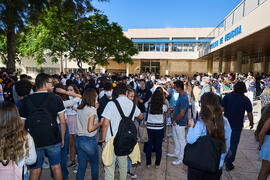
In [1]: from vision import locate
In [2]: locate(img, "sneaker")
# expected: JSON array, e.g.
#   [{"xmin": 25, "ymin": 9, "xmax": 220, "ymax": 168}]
[
  {"xmin": 167, "ymin": 153, "xmax": 177, "ymax": 158},
  {"xmin": 146, "ymin": 165, "xmax": 151, "ymax": 168},
  {"xmin": 166, "ymin": 133, "xmax": 172, "ymax": 137},
  {"xmin": 42, "ymin": 157, "xmax": 50, "ymax": 169},
  {"xmin": 67, "ymin": 161, "xmax": 76, "ymax": 167},
  {"xmin": 127, "ymin": 171, "xmax": 137, "ymax": 179},
  {"xmin": 225, "ymin": 164, "xmax": 235, "ymax": 171},
  {"xmin": 73, "ymin": 163, "xmax": 78, "ymax": 173},
  {"xmin": 172, "ymin": 159, "xmax": 182, "ymax": 165},
  {"xmin": 155, "ymin": 165, "xmax": 160, "ymax": 169}
]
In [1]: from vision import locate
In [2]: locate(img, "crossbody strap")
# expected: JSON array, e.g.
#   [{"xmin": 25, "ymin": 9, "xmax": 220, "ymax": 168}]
[
  {"xmin": 109, "ymin": 121, "xmax": 113, "ymax": 136},
  {"xmin": 113, "ymin": 99, "xmax": 126, "ymax": 118}
]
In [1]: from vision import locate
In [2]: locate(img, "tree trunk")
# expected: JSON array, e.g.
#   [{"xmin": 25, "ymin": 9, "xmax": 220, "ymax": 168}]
[
  {"xmin": 6, "ymin": 3, "xmax": 16, "ymax": 72},
  {"xmin": 77, "ymin": 60, "xmax": 82, "ymax": 70},
  {"xmin": 92, "ymin": 63, "xmax": 97, "ymax": 72}
]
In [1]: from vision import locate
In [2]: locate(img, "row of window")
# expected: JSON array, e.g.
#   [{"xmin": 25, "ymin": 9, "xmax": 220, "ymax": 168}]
[
  {"xmin": 134, "ymin": 43, "xmax": 169, "ymax": 52},
  {"xmin": 134, "ymin": 43, "xmax": 206, "ymax": 52}
]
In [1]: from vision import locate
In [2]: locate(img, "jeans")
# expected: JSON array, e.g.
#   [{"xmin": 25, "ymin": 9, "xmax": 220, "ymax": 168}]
[
  {"xmin": 30, "ymin": 143, "xmax": 61, "ymax": 169},
  {"xmin": 146, "ymin": 128, "xmax": 164, "ymax": 166},
  {"xmin": 51, "ymin": 124, "xmax": 69, "ymax": 180},
  {"xmin": 75, "ymin": 135, "xmax": 99, "ymax": 180},
  {"xmin": 226, "ymin": 128, "xmax": 242, "ymax": 168},
  {"xmin": 172, "ymin": 125, "xmax": 186, "ymax": 160}
]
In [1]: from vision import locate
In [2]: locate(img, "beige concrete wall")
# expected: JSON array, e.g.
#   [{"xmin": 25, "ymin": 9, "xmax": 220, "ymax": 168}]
[
  {"xmin": 124, "ymin": 28, "xmax": 214, "ymax": 39},
  {"xmin": 168, "ymin": 60, "xmax": 207, "ymax": 76},
  {"xmin": 212, "ymin": 61, "xmax": 219, "ymax": 73},
  {"xmin": 253, "ymin": 62, "xmax": 263, "ymax": 73},
  {"xmin": 129, "ymin": 60, "xmax": 141, "ymax": 74},
  {"xmin": 209, "ymin": 0, "xmax": 270, "ymax": 53}
]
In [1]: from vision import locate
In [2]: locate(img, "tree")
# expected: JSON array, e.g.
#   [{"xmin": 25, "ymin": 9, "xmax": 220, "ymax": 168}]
[
  {"xmin": 0, "ymin": 0, "xmax": 104, "ymax": 72},
  {"xmin": 69, "ymin": 13, "xmax": 138, "ymax": 71},
  {"xmin": 0, "ymin": 33, "xmax": 7, "ymax": 64}
]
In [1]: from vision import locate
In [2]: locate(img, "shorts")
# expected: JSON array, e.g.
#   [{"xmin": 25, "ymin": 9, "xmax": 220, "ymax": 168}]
[
  {"xmin": 259, "ymin": 135, "xmax": 270, "ymax": 162},
  {"xmin": 30, "ymin": 143, "xmax": 61, "ymax": 169},
  {"xmin": 67, "ymin": 114, "xmax": 77, "ymax": 135}
]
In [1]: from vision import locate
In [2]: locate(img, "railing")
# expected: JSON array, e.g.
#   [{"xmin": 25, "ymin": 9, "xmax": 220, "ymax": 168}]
[{"xmin": 198, "ymin": 0, "xmax": 267, "ymax": 57}]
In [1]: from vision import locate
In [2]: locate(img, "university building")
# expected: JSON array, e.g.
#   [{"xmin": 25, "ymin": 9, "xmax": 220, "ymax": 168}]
[{"xmin": 1, "ymin": 0, "xmax": 270, "ymax": 77}]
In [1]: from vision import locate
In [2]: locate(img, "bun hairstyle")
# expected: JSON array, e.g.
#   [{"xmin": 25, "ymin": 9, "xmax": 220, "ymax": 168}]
[{"xmin": 200, "ymin": 92, "xmax": 226, "ymax": 153}]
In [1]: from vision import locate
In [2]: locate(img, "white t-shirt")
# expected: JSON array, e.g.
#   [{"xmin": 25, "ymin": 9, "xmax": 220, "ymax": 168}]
[{"xmin": 102, "ymin": 96, "xmax": 141, "ymax": 142}]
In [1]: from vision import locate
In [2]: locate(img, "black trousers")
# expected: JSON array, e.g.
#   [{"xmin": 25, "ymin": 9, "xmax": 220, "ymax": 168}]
[{"xmin": 188, "ymin": 167, "xmax": 222, "ymax": 180}]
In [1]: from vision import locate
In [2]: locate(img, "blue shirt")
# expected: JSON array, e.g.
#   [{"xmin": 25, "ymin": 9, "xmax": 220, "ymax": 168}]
[
  {"xmin": 169, "ymin": 90, "xmax": 179, "ymax": 107},
  {"xmin": 173, "ymin": 92, "xmax": 189, "ymax": 126},
  {"xmin": 221, "ymin": 92, "xmax": 252, "ymax": 129},
  {"xmin": 187, "ymin": 117, "xmax": 232, "ymax": 169}
]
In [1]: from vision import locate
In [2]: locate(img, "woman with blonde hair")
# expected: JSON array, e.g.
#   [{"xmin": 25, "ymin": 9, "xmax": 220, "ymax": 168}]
[
  {"xmin": 0, "ymin": 102, "xmax": 36, "ymax": 179},
  {"xmin": 187, "ymin": 92, "xmax": 231, "ymax": 179}
]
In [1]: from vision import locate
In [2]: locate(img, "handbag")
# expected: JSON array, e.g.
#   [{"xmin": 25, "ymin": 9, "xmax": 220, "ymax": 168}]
[
  {"xmin": 183, "ymin": 132, "xmax": 222, "ymax": 173},
  {"xmin": 138, "ymin": 103, "xmax": 150, "ymax": 143}
]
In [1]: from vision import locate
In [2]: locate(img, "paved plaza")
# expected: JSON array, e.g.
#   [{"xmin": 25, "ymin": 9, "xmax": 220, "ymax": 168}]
[{"xmin": 40, "ymin": 100, "xmax": 269, "ymax": 180}]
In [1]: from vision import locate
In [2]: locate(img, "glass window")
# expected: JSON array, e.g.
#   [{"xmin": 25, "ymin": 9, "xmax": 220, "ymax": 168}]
[
  {"xmin": 143, "ymin": 44, "xmax": 149, "ymax": 51},
  {"xmin": 156, "ymin": 43, "xmax": 161, "ymax": 52},
  {"xmin": 150, "ymin": 44, "xmax": 155, "ymax": 51},
  {"xmin": 165, "ymin": 43, "xmax": 169, "ymax": 52},
  {"xmin": 138, "ymin": 44, "xmax": 143, "ymax": 51}
]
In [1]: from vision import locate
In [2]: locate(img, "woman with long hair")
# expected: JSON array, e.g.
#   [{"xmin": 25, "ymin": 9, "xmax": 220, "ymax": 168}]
[
  {"xmin": 255, "ymin": 104, "xmax": 270, "ymax": 180},
  {"xmin": 145, "ymin": 89, "xmax": 168, "ymax": 168},
  {"xmin": 187, "ymin": 92, "xmax": 232, "ymax": 180},
  {"xmin": 66, "ymin": 84, "xmax": 81, "ymax": 167},
  {"xmin": 0, "ymin": 102, "xmax": 36, "ymax": 179},
  {"xmin": 76, "ymin": 88, "xmax": 103, "ymax": 180},
  {"xmin": 220, "ymin": 78, "xmax": 233, "ymax": 99}
]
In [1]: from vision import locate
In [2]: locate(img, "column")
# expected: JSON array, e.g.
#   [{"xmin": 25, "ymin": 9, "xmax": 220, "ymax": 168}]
[
  {"xmin": 236, "ymin": 51, "xmax": 243, "ymax": 74},
  {"xmin": 218, "ymin": 56, "xmax": 223, "ymax": 73},
  {"xmin": 102, "ymin": 67, "xmax": 106, "ymax": 74},
  {"xmin": 207, "ymin": 58, "xmax": 213, "ymax": 74},
  {"xmin": 165, "ymin": 60, "xmax": 169, "ymax": 75},
  {"xmin": 263, "ymin": 56, "xmax": 268, "ymax": 73},
  {"xmin": 126, "ymin": 63, "xmax": 129, "ymax": 75},
  {"xmin": 248, "ymin": 56, "xmax": 253, "ymax": 73}
]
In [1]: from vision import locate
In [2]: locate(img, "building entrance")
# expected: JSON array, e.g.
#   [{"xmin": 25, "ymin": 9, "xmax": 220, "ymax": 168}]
[{"xmin": 141, "ymin": 60, "xmax": 160, "ymax": 74}]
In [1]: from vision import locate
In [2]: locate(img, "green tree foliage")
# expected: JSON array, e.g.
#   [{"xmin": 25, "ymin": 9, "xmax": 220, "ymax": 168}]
[
  {"xmin": 0, "ymin": 0, "xmax": 102, "ymax": 72},
  {"xmin": 20, "ymin": 10, "xmax": 138, "ymax": 71},
  {"xmin": 69, "ymin": 13, "xmax": 138, "ymax": 71}
]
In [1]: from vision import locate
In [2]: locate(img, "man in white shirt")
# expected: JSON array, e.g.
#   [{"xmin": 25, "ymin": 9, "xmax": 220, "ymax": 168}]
[{"xmin": 101, "ymin": 83, "xmax": 143, "ymax": 180}]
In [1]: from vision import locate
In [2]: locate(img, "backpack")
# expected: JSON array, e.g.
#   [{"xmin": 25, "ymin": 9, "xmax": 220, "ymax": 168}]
[
  {"xmin": 26, "ymin": 95, "xmax": 60, "ymax": 148},
  {"xmin": 0, "ymin": 160, "xmax": 23, "ymax": 180},
  {"xmin": 113, "ymin": 99, "xmax": 137, "ymax": 156}
]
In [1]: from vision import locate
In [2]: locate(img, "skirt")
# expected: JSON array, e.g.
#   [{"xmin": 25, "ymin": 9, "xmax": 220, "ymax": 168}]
[
  {"xmin": 259, "ymin": 135, "xmax": 270, "ymax": 162},
  {"xmin": 66, "ymin": 114, "xmax": 77, "ymax": 135}
]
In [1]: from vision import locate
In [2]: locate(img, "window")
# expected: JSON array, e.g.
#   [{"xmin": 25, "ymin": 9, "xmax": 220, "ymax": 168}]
[
  {"xmin": 134, "ymin": 43, "xmax": 169, "ymax": 52},
  {"xmin": 141, "ymin": 60, "xmax": 160, "ymax": 74},
  {"xmin": 150, "ymin": 44, "xmax": 155, "ymax": 51},
  {"xmin": 143, "ymin": 44, "xmax": 149, "ymax": 51}
]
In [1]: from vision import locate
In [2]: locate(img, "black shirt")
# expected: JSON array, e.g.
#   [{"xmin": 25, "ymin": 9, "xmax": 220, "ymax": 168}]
[
  {"xmin": 137, "ymin": 88, "xmax": 152, "ymax": 113},
  {"xmin": 19, "ymin": 92, "xmax": 65, "ymax": 145}
]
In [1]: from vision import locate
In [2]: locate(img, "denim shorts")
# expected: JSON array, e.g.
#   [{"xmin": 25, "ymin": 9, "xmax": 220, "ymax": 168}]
[
  {"xmin": 259, "ymin": 135, "xmax": 270, "ymax": 162},
  {"xmin": 30, "ymin": 143, "xmax": 61, "ymax": 169}
]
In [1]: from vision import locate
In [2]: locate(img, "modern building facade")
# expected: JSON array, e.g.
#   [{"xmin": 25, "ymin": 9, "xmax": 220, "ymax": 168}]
[{"xmin": 1, "ymin": 0, "xmax": 270, "ymax": 77}]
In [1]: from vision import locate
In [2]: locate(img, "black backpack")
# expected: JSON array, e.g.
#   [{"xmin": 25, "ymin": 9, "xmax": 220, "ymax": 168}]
[
  {"xmin": 113, "ymin": 99, "xmax": 137, "ymax": 156},
  {"xmin": 25, "ymin": 96, "xmax": 60, "ymax": 148}
]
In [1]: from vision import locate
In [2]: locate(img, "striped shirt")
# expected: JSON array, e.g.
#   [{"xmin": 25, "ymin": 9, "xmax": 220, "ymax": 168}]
[{"xmin": 146, "ymin": 104, "xmax": 168, "ymax": 130}]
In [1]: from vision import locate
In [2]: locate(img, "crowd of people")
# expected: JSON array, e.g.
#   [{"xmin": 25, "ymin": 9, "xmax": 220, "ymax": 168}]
[{"xmin": 0, "ymin": 68, "xmax": 270, "ymax": 180}]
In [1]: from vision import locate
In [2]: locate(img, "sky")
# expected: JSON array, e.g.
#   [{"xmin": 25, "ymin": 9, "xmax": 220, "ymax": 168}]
[{"xmin": 91, "ymin": 0, "xmax": 242, "ymax": 31}]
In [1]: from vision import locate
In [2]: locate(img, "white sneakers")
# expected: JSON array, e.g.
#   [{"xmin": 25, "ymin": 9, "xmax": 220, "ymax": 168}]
[
  {"xmin": 167, "ymin": 153, "xmax": 177, "ymax": 158},
  {"xmin": 172, "ymin": 159, "xmax": 183, "ymax": 165}
]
